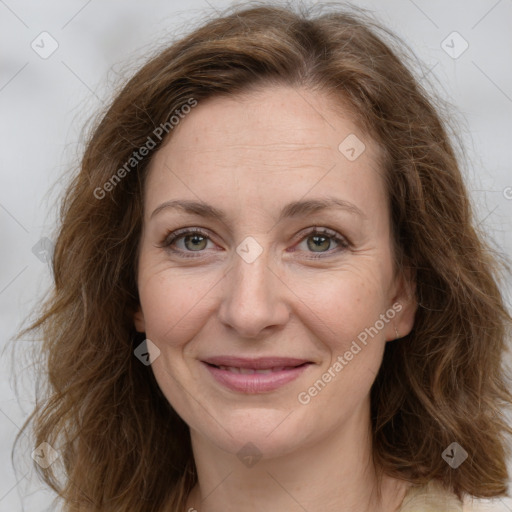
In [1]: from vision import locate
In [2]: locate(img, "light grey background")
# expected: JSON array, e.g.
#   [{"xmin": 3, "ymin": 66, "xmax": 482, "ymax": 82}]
[{"xmin": 1, "ymin": 0, "xmax": 511, "ymax": 510}]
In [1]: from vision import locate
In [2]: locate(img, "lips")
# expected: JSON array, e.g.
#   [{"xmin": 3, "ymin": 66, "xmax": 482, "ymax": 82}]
[
  {"xmin": 201, "ymin": 356, "xmax": 313, "ymax": 393},
  {"xmin": 214, "ymin": 365, "xmax": 299, "ymax": 374},
  {"xmin": 202, "ymin": 356, "xmax": 311, "ymax": 370}
]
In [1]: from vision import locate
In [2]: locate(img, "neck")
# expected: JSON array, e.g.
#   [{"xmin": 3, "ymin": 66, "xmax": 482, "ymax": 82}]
[{"xmin": 184, "ymin": 403, "xmax": 409, "ymax": 512}]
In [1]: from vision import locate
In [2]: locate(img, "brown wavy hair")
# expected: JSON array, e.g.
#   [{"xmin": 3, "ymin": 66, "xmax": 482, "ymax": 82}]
[{"xmin": 13, "ymin": 2, "xmax": 512, "ymax": 510}]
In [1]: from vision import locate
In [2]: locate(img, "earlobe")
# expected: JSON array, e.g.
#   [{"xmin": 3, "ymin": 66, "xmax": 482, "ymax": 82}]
[
  {"xmin": 391, "ymin": 267, "xmax": 417, "ymax": 341},
  {"xmin": 133, "ymin": 307, "xmax": 146, "ymax": 333}
]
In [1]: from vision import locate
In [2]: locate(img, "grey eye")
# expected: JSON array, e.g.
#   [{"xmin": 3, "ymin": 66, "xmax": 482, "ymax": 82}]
[
  {"xmin": 306, "ymin": 234, "xmax": 333, "ymax": 252},
  {"xmin": 181, "ymin": 234, "xmax": 209, "ymax": 251}
]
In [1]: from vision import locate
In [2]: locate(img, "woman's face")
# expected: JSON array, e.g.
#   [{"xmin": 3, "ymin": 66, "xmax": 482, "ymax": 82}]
[{"xmin": 134, "ymin": 85, "xmax": 415, "ymax": 458}]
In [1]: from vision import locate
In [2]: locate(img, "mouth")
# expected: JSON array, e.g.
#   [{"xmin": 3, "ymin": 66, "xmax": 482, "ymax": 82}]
[
  {"xmin": 208, "ymin": 364, "xmax": 307, "ymax": 374},
  {"xmin": 201, "ymin": 356, "xmax": 313, "ymax": 393}
]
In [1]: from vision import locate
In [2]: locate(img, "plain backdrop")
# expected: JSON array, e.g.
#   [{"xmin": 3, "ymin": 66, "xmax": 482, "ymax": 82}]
[{"xmin": 1, "ymin": 0, "xmax": 511, "ymax": 510}]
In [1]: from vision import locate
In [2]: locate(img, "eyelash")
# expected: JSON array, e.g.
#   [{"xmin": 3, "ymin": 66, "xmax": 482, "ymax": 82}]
[{"xmin": 157, "ymin": 227, "xmax": 351, "ymax": 260}]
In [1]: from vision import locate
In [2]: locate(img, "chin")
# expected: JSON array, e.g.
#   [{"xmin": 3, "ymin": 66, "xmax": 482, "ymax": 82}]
[{"xmin": 193, "ymin": 407, "xmax": 317, "ymax": 461}]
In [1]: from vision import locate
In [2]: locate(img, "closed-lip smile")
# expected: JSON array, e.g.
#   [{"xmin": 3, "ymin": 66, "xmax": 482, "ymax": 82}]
[{"xmin": 201, "ymin": 356, "xmax": 313, "ymax": 393}]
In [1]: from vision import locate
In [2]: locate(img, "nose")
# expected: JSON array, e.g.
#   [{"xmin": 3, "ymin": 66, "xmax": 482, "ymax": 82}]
[{"xmin": 217, "ymin": 245, "xmax": 290, "ymax": 339}]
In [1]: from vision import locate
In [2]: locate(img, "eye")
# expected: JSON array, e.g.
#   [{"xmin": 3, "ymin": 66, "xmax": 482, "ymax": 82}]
[
  {"xmin": 158, "ymin": 226, "xmax": 350, "ymax": 259},
  {"xmin": 158, "ymin": 228, "xmax": 215, "ymax": 257},
  {"xmin": 293, "ymin": 227, "xmax": 350, "ymax": 258}
]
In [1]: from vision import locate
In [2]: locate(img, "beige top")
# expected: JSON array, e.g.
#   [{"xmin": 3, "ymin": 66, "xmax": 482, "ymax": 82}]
[{"xmin": 397, "ymin": 480, "xmax": 511, "ymax": 512}]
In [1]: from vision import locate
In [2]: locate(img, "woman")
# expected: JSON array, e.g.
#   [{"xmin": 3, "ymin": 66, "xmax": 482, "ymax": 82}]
[{"xmin": 15, "ymin": 3, "xmax": 512, "ymax": 511}]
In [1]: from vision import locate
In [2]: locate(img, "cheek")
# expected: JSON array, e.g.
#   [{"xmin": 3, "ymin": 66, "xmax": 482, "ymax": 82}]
[
  {"xmin": 137, "ymin": 264, "xmax": 220, "ymax": 346},
  {"xmin": 290, "ymin": 267, "xmax": 390, "ymax": 347},
  {"xmin": 293, "ymin": 276, "xmax": 390, "ymax": 425}
]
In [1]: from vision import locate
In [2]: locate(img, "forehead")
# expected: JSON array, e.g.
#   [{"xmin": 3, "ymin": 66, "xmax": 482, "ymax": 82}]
[
  {"xmin": 158, "ymin": 85, "xmax": 376, "ymax": 157},
  {"xmin": 144, "ymin": 86, "xmax": 386, "ymax": 216}
]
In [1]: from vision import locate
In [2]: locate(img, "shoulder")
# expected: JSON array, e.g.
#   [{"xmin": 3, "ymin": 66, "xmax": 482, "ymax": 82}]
[
  {"xmin": 398, "ymin": 480, "xmax": 462, "ymax": 511},
  {"xmin": 398, "ymin": 480, "xmax": 512, "ymax": 512},
  {"xmin": 462, "ymin": 496, "xmax": 512, "ymax": 512}
]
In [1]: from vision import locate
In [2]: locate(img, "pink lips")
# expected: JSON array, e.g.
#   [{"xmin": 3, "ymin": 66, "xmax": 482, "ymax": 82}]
[{"xmin": 202, "ymin": 356, "xmax": 312, "ymax": 393}]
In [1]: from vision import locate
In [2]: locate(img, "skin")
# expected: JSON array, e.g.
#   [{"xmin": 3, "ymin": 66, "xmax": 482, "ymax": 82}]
[{"xmin": 134, "ymin": 85, "xmax": 417, "ymax": 512}]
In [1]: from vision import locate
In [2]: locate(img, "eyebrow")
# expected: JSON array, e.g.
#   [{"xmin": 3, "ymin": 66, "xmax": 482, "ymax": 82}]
[{"xmin": 150, "ymin": 197, "xmax": 366, "ymax": 222}]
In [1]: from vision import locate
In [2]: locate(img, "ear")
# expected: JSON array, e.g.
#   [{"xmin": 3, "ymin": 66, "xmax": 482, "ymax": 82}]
[
  {"xmin": 388, "ymin": 266, "xmax": 417, "ymax": 341},
  {"xmin": 133, "ymin": 306, "xmax": 146, "ymax": 333}
]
